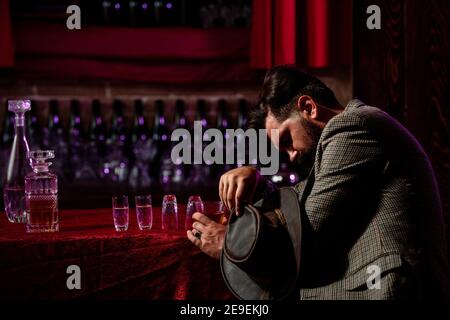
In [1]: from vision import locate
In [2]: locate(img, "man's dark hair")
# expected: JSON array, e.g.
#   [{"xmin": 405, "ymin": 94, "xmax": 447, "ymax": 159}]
[{"xmin": 249, "ymin": 65, "xmax": 340, "ymax": 129}]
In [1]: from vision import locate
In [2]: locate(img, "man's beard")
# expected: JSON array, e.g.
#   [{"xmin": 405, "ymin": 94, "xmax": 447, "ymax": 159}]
[{"xmin": 291, "ymin": 118, "xmax": 322, "ymax": 179}]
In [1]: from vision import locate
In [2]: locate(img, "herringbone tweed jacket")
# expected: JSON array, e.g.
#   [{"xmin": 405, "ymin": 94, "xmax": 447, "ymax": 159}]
[{"xmin": 273, "ymin": 99, "xmax": 450, "ymax": 300}]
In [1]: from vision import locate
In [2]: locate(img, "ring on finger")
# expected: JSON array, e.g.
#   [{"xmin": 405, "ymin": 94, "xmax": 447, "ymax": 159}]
[{"xmin": 194, "ymin": 230, "xmax": 202, "ymax": 239}]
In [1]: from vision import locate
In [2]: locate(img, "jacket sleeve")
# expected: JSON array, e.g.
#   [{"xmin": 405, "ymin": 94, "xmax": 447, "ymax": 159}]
[{"xmin": 304, "ymin": 113, "xmax": 385, "ymax": 256}]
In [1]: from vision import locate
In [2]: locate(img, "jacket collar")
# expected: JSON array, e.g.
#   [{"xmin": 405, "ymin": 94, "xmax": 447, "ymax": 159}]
[{"xmin": 346, "ymin": 98, "xmax": 366, "ymax": 110}]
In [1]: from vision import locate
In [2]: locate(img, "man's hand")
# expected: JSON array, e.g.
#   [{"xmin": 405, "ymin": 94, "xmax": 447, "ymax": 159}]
[
  {"xmin": 219, "ymin": 166, "xmax": 260, "ymax": 215},
  {"xmin": 187, "ymin": 212, "xmax": 226, "ymax": 260}
]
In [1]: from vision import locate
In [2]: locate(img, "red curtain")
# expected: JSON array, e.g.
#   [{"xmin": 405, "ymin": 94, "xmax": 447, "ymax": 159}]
[
  {"xmin": 250, "ymin": 0, "xmax": 352, "ymax": 69},
  {"xmin": 0, "ymin": 0, "xmax": 14, "ymax": 68},
  {"xmin": 250, "ymin": 0, "xmax": 296, "ymax": 68}
]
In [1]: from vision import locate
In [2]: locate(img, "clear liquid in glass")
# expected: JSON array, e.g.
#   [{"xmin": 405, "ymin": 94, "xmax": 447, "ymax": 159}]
[
  {"xmin": 113, "ymin": 207, "xmax": 129, "ymax": 231},
  {"xmin": 136, "ymin": 205, "xmax": 153, "ymax": 230}
]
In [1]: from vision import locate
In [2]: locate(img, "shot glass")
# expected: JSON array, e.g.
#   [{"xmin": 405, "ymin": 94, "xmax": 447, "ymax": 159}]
[
  {"xmin": 112, "ymin": 196, "xmax": 129, "ymax": 231},
  {"xmin": 204, "ymin": 201, "xmax": 230, "ymax": 225},
  {"xmin": 162, "ymin": 194, "xmax": 178, "ymax": 231},
  {"xmin": 135, "ymin": 195, "xmax": 153, "ymax": 231},
  {"xmin": 185, "ymin": 195, "xmax": 204, "ymax": 230}
]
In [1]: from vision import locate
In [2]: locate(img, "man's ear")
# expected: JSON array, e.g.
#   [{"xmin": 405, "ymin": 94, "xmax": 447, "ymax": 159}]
[{"xmin": 297, "ymin": 95, "xmax": 318, "ymax": 119}]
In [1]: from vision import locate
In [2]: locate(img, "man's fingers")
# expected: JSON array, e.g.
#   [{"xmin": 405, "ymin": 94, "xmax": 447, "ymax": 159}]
[
  {"xmin": 187, "ymin": 230, "xmax": 202, "ymax": 248},
  {"xmin": 222, "ymin": 180, "xmax": 229, "ymax": 210},
  {"xmin": 218, "ymin": 176, "xmax": 224, "ymax": 204},
  {"xmin": 226, "ymin": 182, "xmax": 237, "ymax": 212},
  {"xmin": 192, "ymin": 221, "xmax": 206, "ymax": 233},
  {"xmin": 192, "ymin": 212, "xmax": 213, "ymax": 225},
  {"xmin": 235, "ymin": 182, "xmax": 246, "ymax": 216}
]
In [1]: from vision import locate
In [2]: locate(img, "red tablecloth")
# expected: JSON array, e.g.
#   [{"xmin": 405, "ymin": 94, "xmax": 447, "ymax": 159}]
[{"xmin": 0, "ymin": 207, "xmax": 234, "ymax": 300}]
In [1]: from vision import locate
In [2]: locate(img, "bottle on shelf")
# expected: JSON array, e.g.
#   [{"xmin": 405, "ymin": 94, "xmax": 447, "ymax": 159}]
[
  {"xmin": 109, "ymin": 99, "xmax": 128, "ymax": 147},
  {"xmin": 44, "ymin": 100, "xmax": 68, "ymax": 180},
  {"xmin": 102, "ymin": 99, "xmax": 129, "ymax": 183},
  {"xmin": 151, "ymin": 100, "xmax": 171, "ymax": 186},
  {"xmin": 187, "ymin": 99, "xmax": 210, "ymax": 186},
  {"xmin": 89, "ymin": 99, "xmax": 107, "ymax": 158},
  {"xmin": 169, "ymin": 99, "xmax": 188, "ymax": 185},
  {"xmin": 129, "ymin": 99, "xmax": 153, "ymax": 188},
  {"xmin": 131, "ymin": 99, "xmax": 150, "ymax": 144},
  {"xmin": 236, "ymin": 98, "xmax": 249, "ymax": 129},
  {"xmin": 215, "ymin": 99, "xmax": 233, "ymax": 177},
  {"xmin": 69, "ymin": 99, "xmax": 83, "ymax": 143},
  {"xmin": 173, "ymin": 99, "xmax": 188, "ymax": 131},
  {"xmin": 43, "ymin": 100, "xmax": 64, "ymax": 148},
  {"xmin": 1, "ymin": 108, "xmax": 15, "ymax": 186},
  {"xmin": 3, "ymin": 100, "xmax": 31, "ymax": 223},
  {"xmin": 68, "ymin": 99, "xmax": 84, "ymax": 181},
  {"xmin": 1, "ymin": 106, "xmax": 14, "ymax": 147},
  {"xmin": 26, "ymin": 100, "xmax": 42, "ymax": 150}
]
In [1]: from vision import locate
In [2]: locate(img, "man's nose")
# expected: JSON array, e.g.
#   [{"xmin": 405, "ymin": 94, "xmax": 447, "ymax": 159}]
[{"xmin": 287, "ymin": 150, "xmax": 298, "ymax": 162}]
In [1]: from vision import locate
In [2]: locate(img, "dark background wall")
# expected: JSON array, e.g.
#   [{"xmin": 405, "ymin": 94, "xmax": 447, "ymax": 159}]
[{"xmin": 353, "ymin": 0, "xmax": 450, "ymax": 260}]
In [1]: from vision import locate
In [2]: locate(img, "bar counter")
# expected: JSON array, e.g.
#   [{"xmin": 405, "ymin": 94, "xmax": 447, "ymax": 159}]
[{"xmin": 0, "ymin": 207, "xmax": 234, "ymax": 300}]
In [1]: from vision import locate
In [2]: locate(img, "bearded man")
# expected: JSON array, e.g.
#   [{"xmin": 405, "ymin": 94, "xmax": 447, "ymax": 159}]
[{"xmin": 187, "ymin": 65, "xmax": 450, "ymax": 300}]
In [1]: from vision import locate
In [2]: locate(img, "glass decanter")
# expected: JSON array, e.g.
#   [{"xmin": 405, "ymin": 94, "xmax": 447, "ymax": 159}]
[
  {"xmin": 25, "ymin": 150, "xmax": 59, "ymax": 233},
  {"xmin": 3, "ymin": 100, "xmax": 31, "ymax": 223}
]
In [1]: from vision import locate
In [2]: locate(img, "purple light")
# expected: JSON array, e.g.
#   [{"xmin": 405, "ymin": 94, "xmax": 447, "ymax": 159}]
[
  {"xmin": 201, "ymin": 119, "xmax": 207, "ymax": 127},
  {"xmin": 120, "ymin": 134, "xmax": 126, "ymax": 141},
  {"xmin": 99, "ymin": 135, "xmax": 105, "ymax": 141},
  {"xmin": 141, "ymin": 134, "xmax": 147, "ymax": 140},
  {"xmin": 75, "ymin": 116, "xmax": 80, "ymax": 124},
  {"xmin": 138, "ymin": 117, "xmax": 144, "ymax": 126},
  {"xmin": 289, "ymin": 174, "xmax": 296, "ymax": 182},
  {"xmin": 53, "ymin": 116, "xmax": 59, "ymax": 124},
  {"xmin": 222, "ymin": 119, "xmax": 228, "ymax": 127},
  {"xmin": 159, "ymin": 117, "xmax": 165, "ymax": 125},
  {"xmin": 161, "ymin": 134, "xmax": 167, "ymax": 141},
  {"xmin": 166, "ymin": 2, "xmax": 173, "ymax": 9},
  {"xmin": 180, "ymin": 118, "xmax": 186, "ymax": 126},
  {"xmin": 142, "ymin": 3, "xmax": 148, "ymax": 10},
  {"xmin": 96, "ymin": 118, "xmax": 102, "ymax": 125},
  {"xmin": 120, "ymin": 162, "xmax": 125, "ymax": 168},
  {"xmin": 114, "ymin": 3, "xmax": 121, "ymax": 10},
  {"xmin": 104, "ymin": 168, "xmax": 110, "ymax": 174}
]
